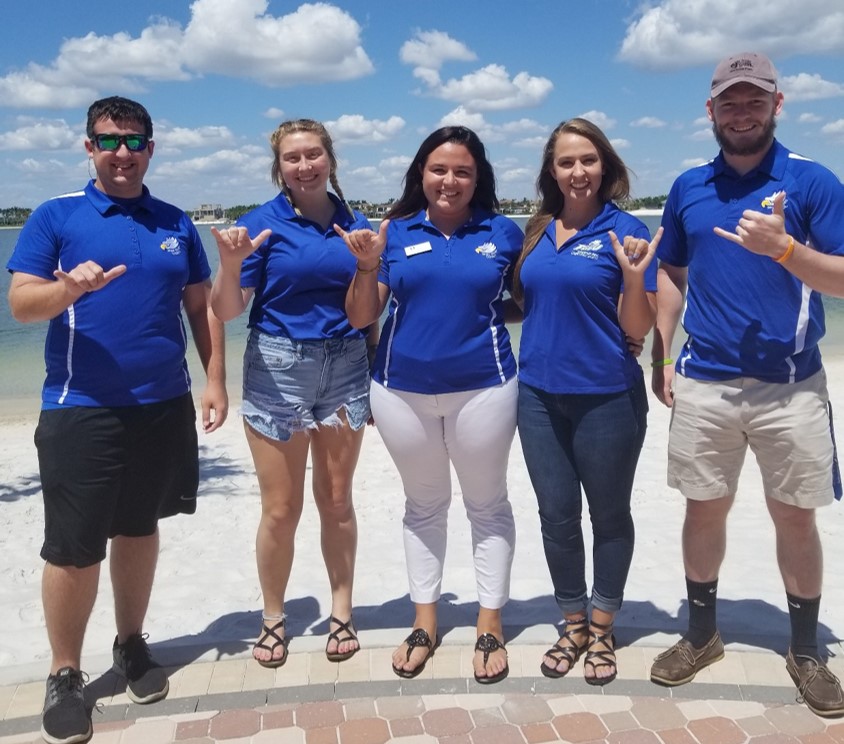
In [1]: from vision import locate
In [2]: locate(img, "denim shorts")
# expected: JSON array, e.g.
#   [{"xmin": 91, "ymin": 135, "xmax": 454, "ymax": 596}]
[{"xmin": 241, "ymin": 329, "xmax": 371, "ymax": 442}]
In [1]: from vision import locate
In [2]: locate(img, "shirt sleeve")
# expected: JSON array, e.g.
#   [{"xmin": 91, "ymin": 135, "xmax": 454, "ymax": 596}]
[
  {"xmin": 802, "ymin": 165, "xmax": 844, "ymax": 256},
  {"xmin": 6, "ymin": 203, "xmax": 60, "ymax": 279},
  {"xmin": 656, "ymin": 181, "xmax": 689, "ymax": 268}
]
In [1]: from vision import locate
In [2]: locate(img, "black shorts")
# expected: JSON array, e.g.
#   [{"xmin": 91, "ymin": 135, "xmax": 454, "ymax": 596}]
[{"xmin": 35, "ymin": 393, "xmax": 199, "ymax": 568}]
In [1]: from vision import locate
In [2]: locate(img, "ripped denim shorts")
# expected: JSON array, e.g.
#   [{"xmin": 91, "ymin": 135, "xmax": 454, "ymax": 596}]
[{"xmin": 241, "ymin": 329, "xmax": 371, "ymax": 442}]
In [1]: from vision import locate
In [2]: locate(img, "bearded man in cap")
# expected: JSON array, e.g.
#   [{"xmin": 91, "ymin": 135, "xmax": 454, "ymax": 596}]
[{"xmin": 648, "ymin": 52, "xmax": 844, "ymax": 717}]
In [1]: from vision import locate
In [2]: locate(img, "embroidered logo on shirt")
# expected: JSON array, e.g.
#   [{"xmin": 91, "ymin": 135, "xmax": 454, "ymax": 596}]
[
  {"xmin": 474, "ymin": 242, "xmax": 497, "ymax": 259},
  {"xmin": 760, "ymin": 190, "xmax": 788, "ymax": 211},
  {"xmin": 160, "ymin": 236, "xmax": 182, "ymax": 255},
  {"xmin": 571, "ymin": 239, "xmax": 602, "ymax": 260}
]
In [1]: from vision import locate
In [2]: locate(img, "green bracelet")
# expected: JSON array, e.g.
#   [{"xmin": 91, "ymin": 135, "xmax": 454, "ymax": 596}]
[{"xmin": 651, "ymin": 358, "xmax": 674, "ymax": 367}]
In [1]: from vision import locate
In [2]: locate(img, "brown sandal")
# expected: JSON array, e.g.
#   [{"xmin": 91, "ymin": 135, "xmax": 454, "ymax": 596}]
[
  {"xmin": 541, "ymin": 617, "xmax": 589, "ymax": 678},
  {"xmin": 325, "ymin": 616, "xmax": 359, "ymax": 662},
  {"xmin": 583, "ymin": 620, "xmax": 617, "ymax": 686},
  {"xmin": 254, "ymin": 617, "xmax": 288, "ymax": 668}
]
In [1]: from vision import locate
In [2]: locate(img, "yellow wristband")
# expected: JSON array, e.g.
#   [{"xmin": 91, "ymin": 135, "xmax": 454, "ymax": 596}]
[
  {"xmin": 356, "ymin": 259, "xmax": 381, "ymax": 274},
  {"xmin": 651, "ymin": 358, "xmax": 674, "ymax": 367},
  {"xmin": 774, "ymin": 235, "xmax": 795, "ymax": 264}
]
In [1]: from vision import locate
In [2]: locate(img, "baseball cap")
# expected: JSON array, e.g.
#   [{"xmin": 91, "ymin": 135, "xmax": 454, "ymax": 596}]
[{"xmin": 710, "ymin": 52, "xmax": 778, "ymax": 97}]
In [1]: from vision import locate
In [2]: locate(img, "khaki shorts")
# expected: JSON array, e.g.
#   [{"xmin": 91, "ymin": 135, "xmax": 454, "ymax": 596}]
[{"xmin": 667, "ymin": 370, "xmax": 838, "ymax": 507}]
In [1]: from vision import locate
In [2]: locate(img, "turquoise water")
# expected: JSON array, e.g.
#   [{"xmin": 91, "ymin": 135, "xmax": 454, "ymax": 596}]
[{"xmin": 3, "ymin": 215, "xmax": 844, "ymax": 403}]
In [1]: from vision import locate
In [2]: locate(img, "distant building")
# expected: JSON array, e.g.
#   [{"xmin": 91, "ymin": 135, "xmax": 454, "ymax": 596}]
[{"xmin": 191, "ymin": 203, "xmax": 228, "ymax": 224}]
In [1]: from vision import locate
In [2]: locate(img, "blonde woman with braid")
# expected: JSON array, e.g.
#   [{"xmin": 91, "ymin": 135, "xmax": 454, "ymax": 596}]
[{"xmin": 211, "ymin": 119, "xmax": 373, "ymax": 668}]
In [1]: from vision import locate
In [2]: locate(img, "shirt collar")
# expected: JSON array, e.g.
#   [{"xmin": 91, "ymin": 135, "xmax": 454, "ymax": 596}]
[
  {"xmin": 710, "ymin": 138, "xmax": 787, "ymax": 182},
  {"xmin": 84, "ymin": 179, "xmax": 154, "ymax": 216},
  {"xmin": 542, "ymin": 201, "xmax": 620, "ymax": 245},
  {"xmin": 404, "ymin": 207, "xmax": 492, "ymax": 233},
  {"xmin": 272, "ymin": 191, "xmax": 354, "ymax": 228}
]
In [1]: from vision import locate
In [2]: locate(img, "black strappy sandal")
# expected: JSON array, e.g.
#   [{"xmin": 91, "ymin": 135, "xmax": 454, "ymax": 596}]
[
  {"xmin": 474, "ymin": 633, "xmax": 509, "ymax": 685},
  {"xmin": 541, "ymin": 617, "xmax": 589, "ymax": 678},
  {"xmin": 584, "ymin": 620, "xmax": 617, "ymax": 686},
  {"xmin": 392, "ymin": 628, "xmax": 439, "ymax": 679},
  {"xmin": 325, "ymin": 616, "xmax": 360, "ymax": 662},
  {"xmin": 254, "ymin": 617, "xmax": 288, "ymax": 668}
]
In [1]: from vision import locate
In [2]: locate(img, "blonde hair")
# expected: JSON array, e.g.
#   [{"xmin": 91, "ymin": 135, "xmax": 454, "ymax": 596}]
[
  {"xmin": 512, "ymin": 118, "xmax": 631, "ymax": 300},
  {"xmin": 269, "ymin": 119, "xmax": 352, "ymax": 216}
]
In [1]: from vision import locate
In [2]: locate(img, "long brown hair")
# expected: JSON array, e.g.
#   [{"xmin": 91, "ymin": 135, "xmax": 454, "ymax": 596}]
[
  {"xmin": 269, "ymin": 119, "xmax": 352, "ymax": 216},
  {"xmin": 512, "ymin": 118, "xmax": 631, "ymax": 300}
]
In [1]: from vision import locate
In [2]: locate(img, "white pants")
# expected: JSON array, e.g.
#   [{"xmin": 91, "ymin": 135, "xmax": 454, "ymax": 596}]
[{"xmin": 370, "ymin": 377, "xmax": 518, "ymax": 608}]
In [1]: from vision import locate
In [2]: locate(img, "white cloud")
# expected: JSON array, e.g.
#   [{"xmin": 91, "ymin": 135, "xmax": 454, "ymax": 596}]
[
  {"xmin": 611, "ymin": 138, "xmax": 631, "ymax": 150},
  {"xmin": 0, "ymin": 0, "xmax": 374, "ymax": 108},
  {"xmin": 689, "ymin": 128, "xmax": 714, "ymax": 142},
  {"xmin": 434, "ymin": 65, "xmax": 552, "ymax": 111},
  {"xmin": 439, "ymin": 107, "xmax": 490, "ymax": 132},
  {"xmin": 681, "ymin": 157, "xmax": 710, "ymax": 168},
  {"xmin": 264, "ymin": 108, "xmax": 285, "ymax": 120},
  {"xmin": 821, "ymin": 119, "xmax": 844, "ymax": 139},
  {"xmin": 401, "ymin": 30, "xmax": 551, "ymax": 112},
  {"xmin": 183, "ymin": 0, "xmax": 374, "ymax": 85},
  {"xmin": 781, "ymin": 73, "xmax": 844, "ymax": 102},
  {"xmin": 152, "ymin": 146, "xmax": 267, "ymax": 184},
  {"xmin": 630, "ymin": 117, "xmax": 667, "ymax": 128},
  {"xmin": 513, "ymin": 135, "xmax": 550, "ymax": 149},
  {"xmin": 326, "ymin": 115, "xmax": 406, "ymax": 144},
  {"xmin": 618, "ymin": 0, "xmax": 844, "ymax": 68},
  {"xmin": 577, "ymin": 111, "xmax": 617, "ymax": 130},
  {"xmin": 154, "ymin": 125, "xmax": 236, "ymax": 152},
  {"xmin": 0, "ymin": 119, "xmax": 79, "ymax": 151},
  {"xmin": 498, "ymin": 167, "xmax": 534, "ymax": 184},
  {"xmin": 400, "ymin": 30, "xmax": 476, "ymax": 69}
]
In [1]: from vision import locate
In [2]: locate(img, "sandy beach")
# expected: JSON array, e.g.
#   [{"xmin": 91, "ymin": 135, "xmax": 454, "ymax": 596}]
[{"xmin": 1, "ymin": 355, "xmax": 843, "ymax": 688}]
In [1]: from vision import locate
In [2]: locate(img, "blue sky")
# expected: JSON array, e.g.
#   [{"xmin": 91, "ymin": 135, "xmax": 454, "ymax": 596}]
[{"xmin": 0, "ymin": 0, "xmax": 842, "ymax": 212}]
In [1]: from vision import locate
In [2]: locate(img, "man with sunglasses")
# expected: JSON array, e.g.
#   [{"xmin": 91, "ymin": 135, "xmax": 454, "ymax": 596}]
[{"xmin": 7, "ymin": 96, "xmax": 228, "ymax": 744}]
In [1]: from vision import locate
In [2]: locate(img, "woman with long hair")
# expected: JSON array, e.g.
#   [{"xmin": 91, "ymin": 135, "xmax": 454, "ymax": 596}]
[
  {"xmin": 336, "ymin": 126, "xmax": 523, "ymax": 684},
  {"xmin": 513, "ymin": 118, "xmax": 660, "ymax": 685}
]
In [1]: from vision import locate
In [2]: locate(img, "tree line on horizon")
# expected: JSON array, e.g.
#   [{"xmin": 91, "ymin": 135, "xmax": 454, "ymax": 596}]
[{"xmin": 1, "ymin": 195, "xmax": 668, "ymax": 227}]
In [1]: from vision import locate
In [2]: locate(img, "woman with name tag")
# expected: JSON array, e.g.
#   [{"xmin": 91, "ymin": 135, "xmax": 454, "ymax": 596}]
[
  {"xmin": 210, "ymin": 119, "xmax": 374, "ymax": 669},
  {"xmin": 335, "ymin": 126, "xmax": 523, "ymax": 684},
  {"xmin": 513, "ymin": 118, "xmax": 660, "ymax": 685}
]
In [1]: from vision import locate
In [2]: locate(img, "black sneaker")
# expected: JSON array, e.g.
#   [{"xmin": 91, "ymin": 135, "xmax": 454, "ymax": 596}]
[
  {"xmin": 112, "ymin": 633, "xmax": 169, "ymax": 704},
  {"xmin": 41, "ymin": 667, "xmax": 91, "ymax": 744}
]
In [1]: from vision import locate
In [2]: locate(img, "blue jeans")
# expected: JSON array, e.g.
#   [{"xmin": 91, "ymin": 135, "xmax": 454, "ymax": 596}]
[{"xmin": 517, "ymin": 378, "xmax": 648, "ymax": 615}]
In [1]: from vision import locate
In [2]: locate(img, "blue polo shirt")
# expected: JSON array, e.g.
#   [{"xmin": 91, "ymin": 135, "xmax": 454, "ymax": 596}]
[
  {"xmin": 238, "ymin": 193, "xmax": 370, "ymax": 340},
  {"xmin": 657, "ymin": 139, "xmax": 844, "ymax": 383},
  {"xmin": 518, "ymin": 202, "xmax": 657, "ymax": 394},
  {"xmin": 7, "ymin": 180, "xmax": 210, "ymax": 408},
  {"xmin": 372, "ymin": 209, "xmax": 522, "ymax": 394}
]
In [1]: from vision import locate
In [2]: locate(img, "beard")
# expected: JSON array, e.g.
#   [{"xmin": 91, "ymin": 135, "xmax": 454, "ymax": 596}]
[{"xmin": 712, "ymin": 114, "xmax": 776, "ymax": 157}]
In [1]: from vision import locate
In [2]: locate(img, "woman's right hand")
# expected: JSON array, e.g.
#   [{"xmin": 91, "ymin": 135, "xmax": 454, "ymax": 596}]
[
  {"xmin": 334, "ymin": 219, "xmax": 389, "ymax": 270},
  {"xmin": 211, "ymin": 226, "xmax": 272, "ymax": 270}
]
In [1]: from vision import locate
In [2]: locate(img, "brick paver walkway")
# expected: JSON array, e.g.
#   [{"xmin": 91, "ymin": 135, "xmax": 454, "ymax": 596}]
[{"xmin": 2, "ymin": 641, "xmax": 843, "ymax": 743}]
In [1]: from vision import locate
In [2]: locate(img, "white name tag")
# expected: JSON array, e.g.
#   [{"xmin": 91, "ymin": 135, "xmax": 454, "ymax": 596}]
[{"xmin": 405, "ymin": 241, "xmax": 433, "ymax": 257}]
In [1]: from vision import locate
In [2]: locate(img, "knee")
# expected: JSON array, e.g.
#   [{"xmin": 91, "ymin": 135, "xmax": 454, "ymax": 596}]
[
  {"xmin": 315, "ymin": 489, "xmax": 355, "ymax": 522},
  {"xmin": 685, "ymin": 497, "xmax": 732, "ymax": 529},
  {"xmin": 769, "ymin": 501, "xmax": 817, "ymax": 538},
  {"xmin": 261, "ymin": 497, "xmax": 304, "ymax": 528}
]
